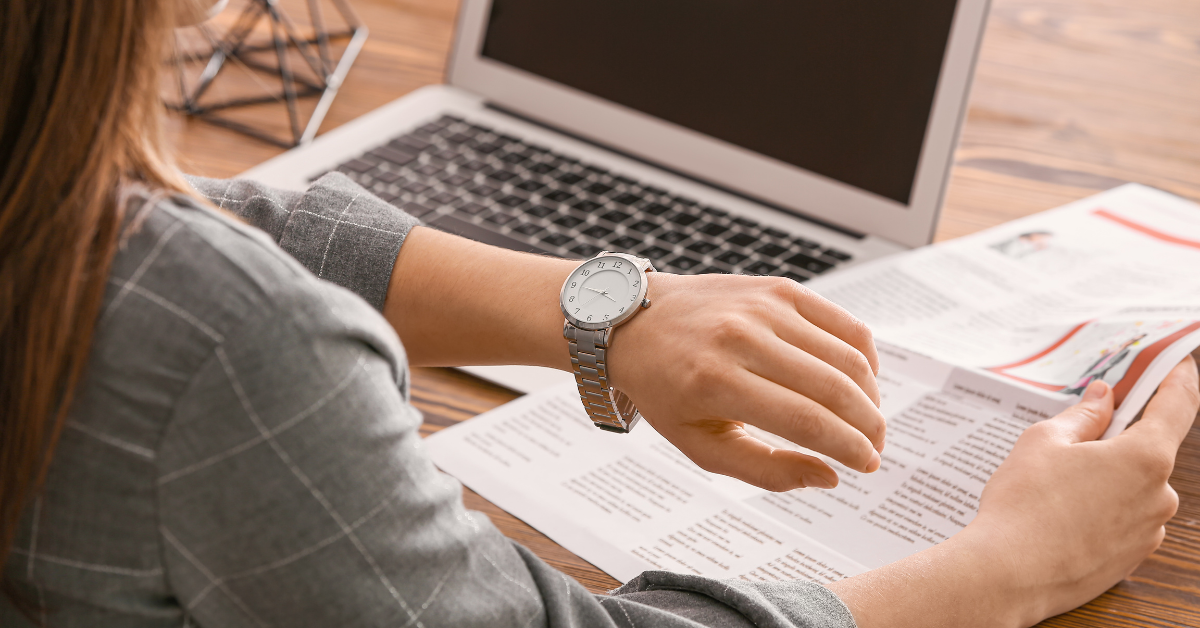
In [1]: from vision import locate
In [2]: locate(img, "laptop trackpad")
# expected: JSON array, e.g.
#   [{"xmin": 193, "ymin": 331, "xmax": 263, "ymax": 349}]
[{"xmin": 428, "ymin": 214, "xmax": 557, "ymax": 256}]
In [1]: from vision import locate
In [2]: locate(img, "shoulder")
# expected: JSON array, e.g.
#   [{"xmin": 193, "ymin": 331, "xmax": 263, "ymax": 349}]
[{"xmin": 98, "ymin": 193, "xmax": 406, "ymax": 391}]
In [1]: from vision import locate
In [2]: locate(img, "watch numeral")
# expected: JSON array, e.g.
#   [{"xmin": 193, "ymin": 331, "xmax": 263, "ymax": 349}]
[
  {"xmin": 569, "ymin": 296, "xmax": 575, "ymax": 302},
  {"xmin": 619, "ymin": 307, "xmax": 625, "ymax": 313},
  {"xmin": 597, "ymin": 262, "xmax": 606, "ymax": 268},
  {"xmin": 633, "ymin": 280, "xmax": 640, "ymax": 287},
  {"xmin": 587, "ymin": 315, "xmax": 593, "ymax": 321},
  {"xmin": 614, "ymin": 261, "xmax": 623, "ymax": 268},
  {"xmin": 603, "ymin": 314, "xmax": 610, "ymax": 320},
  {"xmin": 582, "ymin": 270, "xmax": 591, "ymax": 276},
  {"xmin": 571, "ymin": 281, "xmax": 577, "ymax": 288},
  {"xmin": 575, "ymin": 308, "xmax": 580, "ymax": 313}
]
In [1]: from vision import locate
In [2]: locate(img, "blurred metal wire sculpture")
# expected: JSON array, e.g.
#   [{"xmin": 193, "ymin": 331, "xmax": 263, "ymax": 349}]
[{"xmin": 170, "ymin": 0, "xmax": 368, "ymax": 148}]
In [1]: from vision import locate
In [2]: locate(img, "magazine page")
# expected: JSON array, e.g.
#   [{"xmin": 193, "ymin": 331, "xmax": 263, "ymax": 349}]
[
  {"xmin": 809, "ymin": 184, "xmax": 1200, "ymax": 437},
  {"xmin": 426, "ymin": 343, "xmax": 1072, "ymax": 583}
]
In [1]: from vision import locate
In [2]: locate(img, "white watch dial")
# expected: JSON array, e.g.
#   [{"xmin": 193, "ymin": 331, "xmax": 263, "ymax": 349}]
[{"xmin": 562, "ymin": 256, "xmax": 642, "ymax": 326}]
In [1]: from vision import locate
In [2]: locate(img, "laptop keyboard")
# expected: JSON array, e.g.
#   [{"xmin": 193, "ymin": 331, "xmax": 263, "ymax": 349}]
[{"xmin": 319, "ymin": 114, "xmax": 853, "ymax": 280}]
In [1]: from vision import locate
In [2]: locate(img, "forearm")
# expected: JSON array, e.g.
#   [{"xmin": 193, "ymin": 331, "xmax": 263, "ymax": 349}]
[
  {"xmin": 384, "ymin": 226, "xmax": 577, "ymax": 369},
  {"xmin": 827, "ymin": 526, "xmax": 1036, "ymax": 628}
]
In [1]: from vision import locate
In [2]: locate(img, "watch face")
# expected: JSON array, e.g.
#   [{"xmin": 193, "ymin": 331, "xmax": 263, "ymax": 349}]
[{"xmin": 561, "ymin": 255, "xmax": 645, "ymax": 329}]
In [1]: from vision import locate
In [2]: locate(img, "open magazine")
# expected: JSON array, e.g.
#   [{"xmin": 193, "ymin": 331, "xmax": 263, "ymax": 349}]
[{"xmin": 425, "ymin": 184, "xmax": 1200, "ymax": 585}]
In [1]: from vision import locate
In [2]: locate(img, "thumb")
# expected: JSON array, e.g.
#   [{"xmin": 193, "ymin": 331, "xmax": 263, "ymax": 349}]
[{"xmin": 1046, "ymin": 380, "xmax": 1114, "ymax": 443}]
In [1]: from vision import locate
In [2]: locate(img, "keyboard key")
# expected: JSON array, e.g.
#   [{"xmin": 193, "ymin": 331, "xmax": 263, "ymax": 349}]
[
  {"xmin": 526, "ymin": 204, "xmax": 556, "ymax": 218},
  {"xmin": 586, "ymin": 182, "xmax": 614, "ymax": 196},
  {"xmin": 757, "ymin": 243, "xmax": 790, "ymax": 258},
  {"xmin": 782, "ymin": 271, "xmax": 810, "ymax": 283},
  {"xmin": 600, "ymin": 210, "xmax": 633, "ymax": 224},
  {"xmin": 686, "ymin": 241, "xmax": 719, "ymax": 255},
  {"xmin": 667, "ymin": 255, "xmax": 702, "ymax": 271},
  {"xmin": 732, "ymin": 216, "xmax": 759, "ymax": 228},
  {"xmin": 716, "ymin": 250, "xmax": 749, "ymax": 265},
  {"xmin": 644, "ymin": 185, "xmax": 668, "ymax": 196},
  {"xmin": 701, "ymin": 206, "xmax": 728, "ymax": 218},
  {"xmin": 512, "ymin": 222, "xmax": 545, "ymax": 236},
  {"xmin": 340, "ymin": 158, "xmax": 373, "ymax": 173},
  {"xmin": 515, "ymin": 180, "xmax": 545, "ymax": 192},
  {"xmin": 443, "ymin": 173, "xmax": 472, "ymax": 187},
  {"xmin": 698, "ymin": 222, "xmax": 728, "ymax": 237},
  {"xmin": 783, "ymin": 252, "xmax": 834, "ymax": 275},
  {"xmin": 571, "ymin": 243, "xmax": 603, "ymax": 257},
  {"xmin": 416, "ymin": 164, "xmax": 441, "ymax": 176},
  {"xmin": 370, "ymin": 146, "xmax": 417, "ymax": 167},
  {"xmin": 376, "ymin": 170, "xmax": 403, "ymax": 183},
  {"xmin": 429, "ymin": 192, "xmax": 459, "ymax": 206},
  {"xmin": 445, "ymin": 132, "xmax": 472, "ymax": 144},
  {"xmin": 391, "ymin": 135, "xmax": 431, "ymax": 152},
  {"xmin": 822, "ymin": 248, "xmax": 853, "ymax": 261},
  {"xmin": 467, "ymin": 183, "xmax": 498, "ymax": 197},
  {"xmin": 486, "ymin": 169, "xmax": 518, "ymax": 183},
  {"xmin": 638, "ymin": 245, "xmax": 673, "ymax": 260},
  {"xmin": 582, "ymin": 224, "xmax": 613, "ymax": 239},
  {"xmin": 400, "ymin": 202, "xmax": 437, "ymax": 218},
  {"xmin": 612, "ymin": 193, "xmax": 643, "ymax": 206},
  {"xmin": 458, "ymin": 202, "xmax": 488, "ymax": 215},
  {"xmin": 501, "ymin": 152, "xmax": 529, "ymax": 165},
  {"xmin": 543, "ymin": 190, "xmax": 574, "ymax": 203},
  {"xmin": 644, "ymin": 203, "xmax": 673, "ymax": 216},
  {"xmin": 668, "ymin": 212, "xmax": 700, "ymax": 226},
  {"xmin": 473, "ymin": 143, "xmax": 503, "ymax": 155},
  {"xmin": 628, "ymin": 220, "xmax": 661, "ymax": 234},
  {"xmin": 557, "ymin": 173, "xmax": 586, "ymax": 185},
  {"xmin": 484, "ymin": 212, "xmax": 516, "ymax": 226},
  {"xmin": 529, "ymin": 162, "xmax": 558, "ymax": 174},
  {"xmin": 496, "ymin": 195, "xmax": 526, "ymax": 208},
  {"xmin": 584, "ymin": 165, "xmax": 609, "ymax": 176},
  {"xmin": 376, "ymin": 190, "xmax": 399, "ymax": 203},
  {"xmin": 610, "ymin": 235, "xmax": 643, "ymax": 249},
  {"xmin": 553, "ymin": 214, "xmax": 584, "ymax": 228},
  {"xmin": 403, "ymin": 182, "xmax": 430, "ymax": 195},
  {"xmin": 795, "ymin": 238, "xmax": 821, "ymax": 249},
  {"xmin": 658, "ymin": 231, "xmax": 688, "ymax": 244},
  {"xmin": 726, "ymin": 232, "xmax": 758, "ymax": 248},
  {"xmin": 572, "ymin": 200, "xmax": 604, "ymax": 213},
  {"xmin": 764, "ymin": 227, "xmax": 789, "ymax": 239},
  {"xmin": 541, "ymin": 232, "xmax": 573, "ymax": 247},
  {"xmin": 745, "ymin": 261, "xmax": 779, "ymax": 275},
  {"xmin": 698, "ymin": 265, "xmax": 728, "ymax": 274}
]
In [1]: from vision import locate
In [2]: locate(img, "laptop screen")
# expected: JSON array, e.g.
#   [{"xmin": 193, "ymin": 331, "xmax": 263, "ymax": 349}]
[{"xmin": 481, "ymin": 1, "xmax": 960, "ymax": 206}]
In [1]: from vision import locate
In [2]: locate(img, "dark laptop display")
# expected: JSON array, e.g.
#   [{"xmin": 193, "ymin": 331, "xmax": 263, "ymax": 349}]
[{"xmin": 482, "ymin": 0, "xmax": 960, "ymax": 206}]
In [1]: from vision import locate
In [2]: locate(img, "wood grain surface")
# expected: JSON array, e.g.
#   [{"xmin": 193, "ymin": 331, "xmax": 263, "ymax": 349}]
[{"xmin": 167, "ymin": 0, "xmax": 1200, "ymax": 625}]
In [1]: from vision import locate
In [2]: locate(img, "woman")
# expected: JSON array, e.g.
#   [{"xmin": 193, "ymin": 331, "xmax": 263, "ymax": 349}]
[{"xmin": 1, "ymin": 0, "xmax": 1195, "ymax": 626}]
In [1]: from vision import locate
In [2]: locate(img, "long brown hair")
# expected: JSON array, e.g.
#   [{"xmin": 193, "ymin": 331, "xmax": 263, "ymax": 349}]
[{"xmin": 0, "ymin": 0, "xmax": 192, "ymax": 603}]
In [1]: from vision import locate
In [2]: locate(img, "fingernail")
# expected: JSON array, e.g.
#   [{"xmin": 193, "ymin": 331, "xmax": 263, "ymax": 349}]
[
  {"xmin": 1082, "ymin": 380, "xmax": 1110, "ymax": 402},
  {"xmin": 805, "ymin": 474, "xmax": 835, "ymax": 490},
  {"xmin": 866, "ymin": 450, "xmax": 881, "ymax": 473}
]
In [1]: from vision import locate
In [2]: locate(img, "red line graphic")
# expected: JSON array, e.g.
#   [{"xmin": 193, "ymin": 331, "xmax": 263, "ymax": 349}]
[
  {"xmin": 1093, "ymin": 209, "xmax": 1200, "ymax": 250},
  {"xmin": 987, "ymin": 322, "xmax": 1091, "ymax": 372}
]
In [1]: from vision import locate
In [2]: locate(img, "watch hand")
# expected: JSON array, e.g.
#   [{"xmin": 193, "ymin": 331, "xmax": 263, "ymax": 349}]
[
  {"xmin": 584, "ymin": 287, "xmax": 606, "ymax": 294},
  {"xmin": 582, "ymin": 292, "xmax": 607, "ymax": 308}
]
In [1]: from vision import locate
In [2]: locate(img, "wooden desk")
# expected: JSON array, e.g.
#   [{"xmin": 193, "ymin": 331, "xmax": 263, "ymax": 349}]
[{"xmin": 169, "ymin": 0, "xmax": 1200, "ymax": 624}]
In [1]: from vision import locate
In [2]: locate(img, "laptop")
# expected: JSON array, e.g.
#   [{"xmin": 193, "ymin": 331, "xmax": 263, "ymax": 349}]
[{"xmin": 245, "ymin": 0, "xmax": 992, "ymax": 394}]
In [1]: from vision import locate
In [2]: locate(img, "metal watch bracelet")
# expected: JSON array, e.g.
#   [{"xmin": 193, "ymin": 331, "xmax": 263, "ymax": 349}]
[{"xmin": 564, "ymin": 323, "xmax": 642, "ymax": 433}]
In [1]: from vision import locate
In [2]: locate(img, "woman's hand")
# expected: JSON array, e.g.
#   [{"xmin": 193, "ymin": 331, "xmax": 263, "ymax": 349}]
[
  {"xmin": 609, "ymin": 271, "xmax": 884, "ymax": 491},
  {"xmin": 387, "ymin": 229, "xmax": 885, "ymax": 492},
  {"xmin": 829, "ymin": 357, "xmax": 1200, "ymax": 628}
]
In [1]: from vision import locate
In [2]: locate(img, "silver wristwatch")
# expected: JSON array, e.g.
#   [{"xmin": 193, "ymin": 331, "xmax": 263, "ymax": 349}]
[{"xmin": 559, "ymin": 252, "xmax": 656, "ymax": 433}]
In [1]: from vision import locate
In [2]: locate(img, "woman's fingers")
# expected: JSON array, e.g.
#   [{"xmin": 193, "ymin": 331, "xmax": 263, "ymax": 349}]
[
  {"xmin": 1035, "ymin": 380, "xmax": 1114, "ymax": 445},
  {"xmin": 1119, "ymin": 356, "xmax": 1200, "ymax": 457},
  {"xmin": 773, "ymin": 312, "xmax": 882, "ymax": 408},
  {"xmin": 744, "ymin": 334, "xmax": 886, "ymax": 450},
  {"xmin": 663, "ymin": 422, "xmax": 839, "ymax": 491},
  {"xmin": 784, "ymin": 281, "xmax": 881, "ymax": 375},
  {"xmin": 707, "ymin": 367, "xmax": 881, "ymax": 473}
]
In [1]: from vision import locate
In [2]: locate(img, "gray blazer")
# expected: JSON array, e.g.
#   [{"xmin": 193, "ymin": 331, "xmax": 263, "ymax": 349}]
[{"xmin": 0, "ymin": 174, "xmax": 855, "ymax": 628}]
